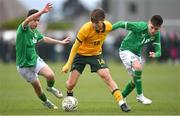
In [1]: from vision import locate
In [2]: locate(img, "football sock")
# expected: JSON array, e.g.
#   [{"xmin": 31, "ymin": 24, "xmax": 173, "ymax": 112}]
[
  {"xmin": 122, "ymin": 80, "xmax": 135, "ymax": 98},
  {"xmin": 133, "ymin": 70, "xmax": 142, "ymax": 95},
  {"xmin": 67, "ymin": 91, "xmax": 73, "ymax": 96},
  {"xmin": 47, "ymin": 80, "xmax": 55, "ymax": 88},
  {"xmin": 38, "ymin": 93, "xmax": 47, "ymax": 102},
  {"xmin": 112, "ymin": 89, "xmax": 123, "ymax": 103}
]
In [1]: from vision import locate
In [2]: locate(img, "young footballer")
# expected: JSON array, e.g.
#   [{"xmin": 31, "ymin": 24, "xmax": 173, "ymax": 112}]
[
  {"xmin": 61, "ymin": 9, "xmax": 130, "ymax": 112},
  {"xmin": 112, "ymin": 15, "xmax": 163, "ymax": 105},
  {"xmin": 16, "ymin": 3, "xmax": 70, "ymax": 109}
]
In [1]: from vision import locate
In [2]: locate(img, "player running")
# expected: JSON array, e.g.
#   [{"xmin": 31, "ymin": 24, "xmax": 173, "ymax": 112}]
[
  {"xmin": 112, "ymin": 15, "xmax": 163, "ymax": 105},
  {"xmin": 16, "ymin": 3, "xmax": 70, "ymax": 109}
]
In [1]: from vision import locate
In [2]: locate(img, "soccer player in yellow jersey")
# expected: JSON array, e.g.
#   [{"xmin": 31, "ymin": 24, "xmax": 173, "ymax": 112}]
[{"xmin": 61, "ymin": 9, "xmax": 130, "ymax": 112}]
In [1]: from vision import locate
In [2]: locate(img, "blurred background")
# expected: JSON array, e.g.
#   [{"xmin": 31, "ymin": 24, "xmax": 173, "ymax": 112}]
[
  {"xmin": 0, "ymin": 0, "xmax": 180, "ymax": 64},
  {"xmin": 1, "ymin": 1, "xmax": 180, "ymax": 115}
]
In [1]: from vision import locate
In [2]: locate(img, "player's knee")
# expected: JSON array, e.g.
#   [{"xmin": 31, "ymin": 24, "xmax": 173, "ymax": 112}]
[
  {"xmin": 133, "ymin": 64, "xmax": 142, "ymax": 70},
  {"xmin": 132, "ymin": 60, "xmax": 142, "ymax": 70},
  {"xmin": 98, "ymin": 68, "xmax": 109, "ymax": 78},
  {"xmin": 46, "ymin": 72, "xmax": 55, "ymax": 80}
]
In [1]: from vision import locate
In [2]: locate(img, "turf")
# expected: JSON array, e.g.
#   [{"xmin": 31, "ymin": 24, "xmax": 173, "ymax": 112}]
[{"xmin": 0, "ymin": 61, "xmax": 180, "ymax": 115}]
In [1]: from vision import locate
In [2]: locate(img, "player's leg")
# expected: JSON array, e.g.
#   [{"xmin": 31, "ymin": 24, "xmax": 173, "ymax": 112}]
[
  {"xmin": 121, "ymin": 80, "xmax": 135, "ymax": 98},
  {"xmin": 31, "ymin": 79, "xmax": 45, "ymax": 101},
  {"xmin": 97, "ymin": 68, "xmax": 118, "ymax": 91},
  {"xmin": 132, "ymin": 60, "xmax": 143, "ymax": 95},
  {"xmin": 31, "ymin": 79, "xmax": 58, "ymax": 109},
  {"xmin": 120, "ymin": 50, "xmax": 152, "ymax": 104},
  {"xmin": 97, "ymin": 68, "xmax": 130, "ymax": 112},
  {"xmin": 66, "ymin": 70, "xmax": 81, "ymax": 96},
  {"xmin": 36, "ymin": 57, "xmax": 63, "ymax": 98},
  {"xmin": 132, "ymin": 60, "xmax": 152, "ymax": 105},
  {"xmin": 66, "ymin": 54, "xmax": 86, "ymax": 96},
  {"xmin": 119, "ymin": 50, "xmax": 136, "ymax": 98},
  {"xmin": 17, "ymin": 67, "xmax": 57, "ymax": 109},
  {"xmin": 89, "ymin": 55, "xmax": 130, "ymax": 112}
]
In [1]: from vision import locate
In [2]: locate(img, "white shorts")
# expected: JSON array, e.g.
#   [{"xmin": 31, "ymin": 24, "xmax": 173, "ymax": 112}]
[
  {"xmin": 17, "ymin": 57, "xmax": 47, "ymax": 83},
  {"xmin": 119, "ymin": 50, "xmax": 142, "ymax": 75}
]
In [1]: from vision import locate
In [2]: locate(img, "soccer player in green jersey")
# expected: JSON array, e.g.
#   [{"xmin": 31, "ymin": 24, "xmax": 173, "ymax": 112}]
[
  {"xmin": 112, "ymin": 15, "xmax": 163, "ymax": 105},
  {"xmin": 16, "ymin": 3, "xmax": 70, "ymax": 109}
]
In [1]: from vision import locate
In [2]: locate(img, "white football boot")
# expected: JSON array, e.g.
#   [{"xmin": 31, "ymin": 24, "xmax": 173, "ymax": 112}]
[
  {"xmin": 43, "ymin": 99, "xmax": 58, "ymax": 109},
  {"xmin": 47, "ymin": 87, "xmax": 63, "ymax": 98},
  {"xmin": 136, "ymin": 94, "xmax": 152, "ymax": 105}
]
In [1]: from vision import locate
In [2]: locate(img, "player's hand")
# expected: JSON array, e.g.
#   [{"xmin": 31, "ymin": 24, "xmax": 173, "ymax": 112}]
[
  {"xmin": 60, "ymin": 36, "xmax": 71, "ymax": 44},
  {"xmin": 61, "ymin": 64, "xmax": 70, "ymax": 73},
  {"xmin": 42, "ymin": 3, "xmax": 53, "ymax": 13},
  {"xmin": 149, "ymin": 52, "xmax": 155, "ymax": 58}
]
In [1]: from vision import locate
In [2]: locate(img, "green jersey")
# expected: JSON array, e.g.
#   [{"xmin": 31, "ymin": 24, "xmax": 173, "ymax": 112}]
[
  {"xmin": 16, "ymin": 24, "xmax": 44, "ymax": 67},
  {"xmin": 112, "ymin": 21, "xmax": 161, "ymax": 57}
]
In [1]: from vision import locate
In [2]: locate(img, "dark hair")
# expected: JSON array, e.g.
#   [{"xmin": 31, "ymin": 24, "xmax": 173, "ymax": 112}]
[
  {"xmin": 90, "ymin": 9, "xmax": 105, "ymax": 23},
  {"xmin": 27, "ymin": 9, "xmax": 39, "ymax": 17},
  {"xmin": 151, "ymin": 15, "xmax": 163, "ymax": 27}
]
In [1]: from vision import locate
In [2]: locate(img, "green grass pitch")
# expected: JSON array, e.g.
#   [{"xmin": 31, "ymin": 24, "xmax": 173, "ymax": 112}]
[{"xmin": 0, "ymin": 61, "xmax": 180, "ymax": 115}]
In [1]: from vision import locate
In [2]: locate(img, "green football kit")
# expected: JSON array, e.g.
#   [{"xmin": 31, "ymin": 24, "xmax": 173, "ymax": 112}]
[
  {"xmin": 112, "ymin": 21, "xmax": 161, "ymax": 101},
  {"xmin": 112, "ymin": 21, "xmax": 161, "ymax": 57},
  {"xmin": 16, "ymin": 23, "xmax": 44, "ymax": 67}
]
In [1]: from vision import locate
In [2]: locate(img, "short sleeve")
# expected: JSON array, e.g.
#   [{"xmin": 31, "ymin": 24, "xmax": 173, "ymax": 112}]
[
  {"xmin": 77, "ymin": 23, "xmax": 90, "ymax": 42},
  {"xmin": 104, "ymin": 20, "xmax": 112, "ymax": 32},
  {"xmin": 35, "ymin": 29, "xmax": 44, "ymax": 41}
]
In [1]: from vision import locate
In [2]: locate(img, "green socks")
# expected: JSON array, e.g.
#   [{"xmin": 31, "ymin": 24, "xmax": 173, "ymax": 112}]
[
  {"xmin": 47, "ymin": 80, "xmax": 55, "ymax": 88},
  {"xmin": 133, "ymin": 70, "xmax": 142, "ymax": 95},
  {"xmin": 122, "ymin": 80, "xmax": 135, "ymax": 98},
  {"xmin": 38, "ymin": 93, "xmax": 47, "ymax": 102},
  {"xmin": 122, "ymin": 70, "xmax": 143, "ymax": 98}
]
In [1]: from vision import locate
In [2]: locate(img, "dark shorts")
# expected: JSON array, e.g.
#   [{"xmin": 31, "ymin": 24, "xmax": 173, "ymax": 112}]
[{"xmin": 70, "ymin": 54, "xmax": 108, "ymax": 74}]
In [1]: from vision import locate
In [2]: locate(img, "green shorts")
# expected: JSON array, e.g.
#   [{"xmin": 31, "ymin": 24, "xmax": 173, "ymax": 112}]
[{"xmin": 70, "ymin": 54, "xmax": 108, "ymax": 74}]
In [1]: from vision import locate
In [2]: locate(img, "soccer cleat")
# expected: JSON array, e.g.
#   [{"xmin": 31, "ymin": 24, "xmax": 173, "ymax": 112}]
[
  {"xmin": 120, "ymin": 103, "xmax": 131, "ymax": 112},
  {"xmin": 47, "ymin": 87, "xmax": 63, "ymax": 98},
  {"xmin": 119, "ymin": 100, "xmax": 131, "ymax": 112},
  {"xmin": 43, "ymin": 99, "xmax": 58, "ymax": 109},
  {"xmin": 136, "ymin": 95, "xmax": 152, "ymax": 105}
]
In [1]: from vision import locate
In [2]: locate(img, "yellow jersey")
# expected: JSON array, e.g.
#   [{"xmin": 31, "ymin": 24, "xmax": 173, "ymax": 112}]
[{"xmin": 77, "ymin": 20, "xmax": 112, "ymax": 56}]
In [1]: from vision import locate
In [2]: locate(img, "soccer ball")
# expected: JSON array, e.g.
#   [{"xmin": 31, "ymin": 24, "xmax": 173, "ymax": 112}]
[{"xmin": 62, "ymin": 96, "xmax": 78, "ymax": 111}]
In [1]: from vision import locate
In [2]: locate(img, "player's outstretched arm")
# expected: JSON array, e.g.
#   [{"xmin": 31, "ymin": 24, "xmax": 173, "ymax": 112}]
[
  {"xmin": 112, "ymin": 21, "xmax": 126, "ymax": 31},
  {"xmin": 42, "ymin": 36, "xmax": 71, "ymax": 44},
  {"xmin": 22, "ymin": 3, "xmax": 53, "ymax": 28},
  {"xmin": 61, "ymin": 39, "xmax": 81, "ymax": 73}
]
